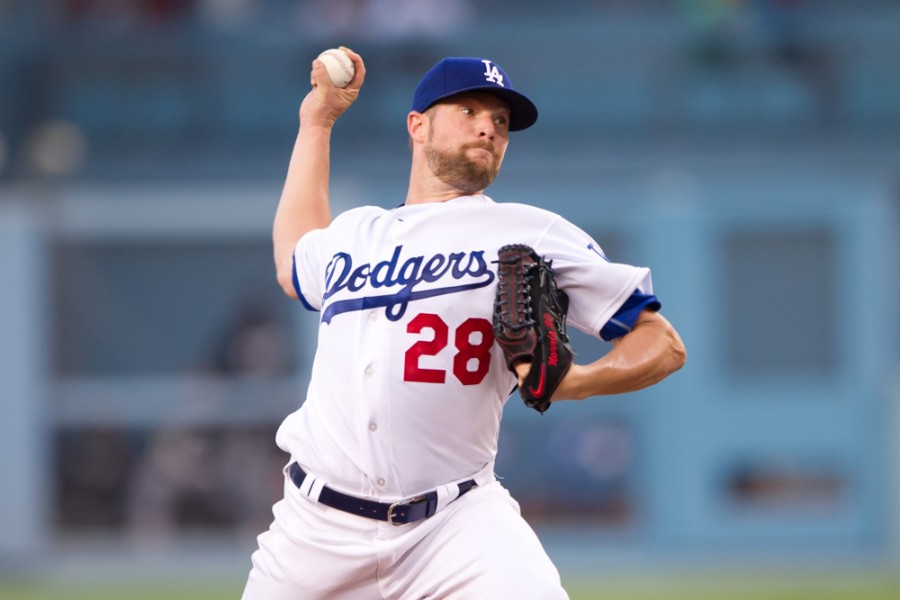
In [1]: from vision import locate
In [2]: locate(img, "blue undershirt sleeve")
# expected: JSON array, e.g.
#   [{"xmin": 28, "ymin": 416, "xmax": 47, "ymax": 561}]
[{"xmin": 599, "ymin": 291, "xmax": 661, "ymax": 342}]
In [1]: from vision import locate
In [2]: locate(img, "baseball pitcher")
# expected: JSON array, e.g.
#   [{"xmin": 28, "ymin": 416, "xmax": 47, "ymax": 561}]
[{"xmin": 241, "ymin": 48, "xmax": 686, "ymax": 599}]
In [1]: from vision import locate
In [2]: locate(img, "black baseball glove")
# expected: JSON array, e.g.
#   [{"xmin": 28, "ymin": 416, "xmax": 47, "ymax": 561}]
[{"xmin": 492, "ymin": 244, "xmax": 574, "ymax": 413}]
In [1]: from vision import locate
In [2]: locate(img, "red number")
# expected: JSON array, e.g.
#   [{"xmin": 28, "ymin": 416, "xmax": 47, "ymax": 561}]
[
  {"xmin": 404, "ymin": 313, "xmax": 448, "ymax": 383},
  {"xmin": 453, "ymin": 318, "xmax": 494, "ymax": 385},
  {"xmin": 403, "ymin": 314, "xmax": 494, "ymax": 385}
]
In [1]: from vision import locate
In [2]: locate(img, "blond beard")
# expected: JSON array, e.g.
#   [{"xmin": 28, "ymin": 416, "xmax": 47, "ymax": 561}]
[{"xmin": 424, "ymin": 142, "xmax": 501, "ymax": 194}]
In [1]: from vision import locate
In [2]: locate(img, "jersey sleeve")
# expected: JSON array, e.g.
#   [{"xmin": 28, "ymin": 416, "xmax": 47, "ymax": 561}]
[
  {"xmin": 292, "ymin": 227, "xmax": 328, "ymax": 312},
  {"xmin": 534, "ymin": 216, "xmax": 657, "ymax": 341},
  {"xmin": 290, "ymin": 206, "xmax": 386, "ymax": 312}
]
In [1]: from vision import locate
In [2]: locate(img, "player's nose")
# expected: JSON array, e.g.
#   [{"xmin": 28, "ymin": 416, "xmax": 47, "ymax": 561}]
[{"xmin": 475, "ymin": 114, "xmax": 498, "ymax": 140}]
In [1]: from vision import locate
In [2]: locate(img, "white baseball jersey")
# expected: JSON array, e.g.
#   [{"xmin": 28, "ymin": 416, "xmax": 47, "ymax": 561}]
[{"xmin": 276, "ymin": 194, "xmax": 654, "ymax": 501}]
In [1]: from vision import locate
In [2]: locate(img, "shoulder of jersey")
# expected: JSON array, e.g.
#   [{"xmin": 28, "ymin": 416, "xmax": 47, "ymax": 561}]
[
  {"xmin": 330, "ymin": 205, "xmax": 388, "ymax": 225},
  {"xmin": 494, "ymin": 201, "xmax": 560, "ymax": 219}
]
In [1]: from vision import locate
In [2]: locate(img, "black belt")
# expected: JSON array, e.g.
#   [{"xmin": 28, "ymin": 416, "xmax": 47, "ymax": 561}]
[{"xmin": 289, "ymin": 462, "xmax": 477, "ymax": 526}]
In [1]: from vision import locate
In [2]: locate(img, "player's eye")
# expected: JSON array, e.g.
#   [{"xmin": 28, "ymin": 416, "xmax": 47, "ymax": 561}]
[
  {"xmin": 494, "ymin": 115, "xmax": 509, "ymax": 127},
  {"xmin": 460, "ymin": 107, "xmax": 474, "ymax": 116}
]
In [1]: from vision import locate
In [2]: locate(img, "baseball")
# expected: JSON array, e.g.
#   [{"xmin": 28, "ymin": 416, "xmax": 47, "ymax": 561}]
[{"xmin": 317, "ymin": 48, "xmax": 355, "ymax": 88}]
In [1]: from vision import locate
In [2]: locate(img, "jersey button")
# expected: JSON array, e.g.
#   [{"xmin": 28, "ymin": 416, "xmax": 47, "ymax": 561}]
[
  {"xmin": 365, "ymin": 366, "xmax": 374, "ymax": 376},
  {"xmin": 377, "ymin": 478, "xmax": 385, "ymax": 487},
  {"xmin": 368, "ymin": 422, "xmax": 378, "ymax": 432},
  {"xmin": 368, "ymin": 312, "xmax": 377, "ymax": 321}
]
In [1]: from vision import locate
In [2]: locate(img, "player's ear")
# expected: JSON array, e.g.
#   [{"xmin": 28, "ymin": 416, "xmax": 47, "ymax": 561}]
[{"xmin": 408, "ymin": 111, "xmax": 428, "ymax": 144}]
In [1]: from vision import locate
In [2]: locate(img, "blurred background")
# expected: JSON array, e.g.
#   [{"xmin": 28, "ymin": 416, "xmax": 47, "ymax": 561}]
[{"xmin": 0, "ymin": 0, "xmax": 899, "ymax": 597}]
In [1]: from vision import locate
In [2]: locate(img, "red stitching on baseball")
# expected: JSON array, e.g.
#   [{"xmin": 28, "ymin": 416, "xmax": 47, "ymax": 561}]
[{"xmin": 325, "ymin": 50, "xmax": 353, "ymax": 81}]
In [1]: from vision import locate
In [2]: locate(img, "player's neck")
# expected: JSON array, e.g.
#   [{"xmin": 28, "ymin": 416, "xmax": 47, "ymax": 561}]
[
  {"xmin": 404, "ymin": 168, "xmax": 486, "ymax": 206},
  {"xmin": 404, "ymin": 190, "xmax": 478, "ymax": 205}
]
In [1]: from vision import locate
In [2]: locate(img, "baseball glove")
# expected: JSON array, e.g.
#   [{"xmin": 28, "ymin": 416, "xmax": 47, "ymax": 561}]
[{"xmin": 492, "ymin": 244, "xmax": 574, "ymax": 413}]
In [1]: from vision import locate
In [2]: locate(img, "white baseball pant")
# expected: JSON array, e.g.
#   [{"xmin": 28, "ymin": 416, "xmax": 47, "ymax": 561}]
[{"xmin": 242, "ymin": 470, "xmax": 569, "ymax": 599}]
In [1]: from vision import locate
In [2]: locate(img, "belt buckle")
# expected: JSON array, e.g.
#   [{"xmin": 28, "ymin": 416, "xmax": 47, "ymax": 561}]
[{"xmin": 387, "ymin": 495, "xmax": 427, "ymax": 526}]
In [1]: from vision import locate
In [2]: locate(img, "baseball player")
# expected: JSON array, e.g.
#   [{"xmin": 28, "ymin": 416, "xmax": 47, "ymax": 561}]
[{"xmin": 241, "ymin": 48, "xmax": 686, "ymax": 599}]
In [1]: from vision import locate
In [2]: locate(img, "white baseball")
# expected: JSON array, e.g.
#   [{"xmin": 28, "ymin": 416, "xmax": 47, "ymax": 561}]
[{"xmin": 317, "ymin": 48, "xmax": 355, "ymax": 88}]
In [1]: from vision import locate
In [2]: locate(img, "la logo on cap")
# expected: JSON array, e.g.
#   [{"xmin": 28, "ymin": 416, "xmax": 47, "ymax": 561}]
[{"xmin": 481, "ymin": 60, "xmax": 505, "ymax": 87}]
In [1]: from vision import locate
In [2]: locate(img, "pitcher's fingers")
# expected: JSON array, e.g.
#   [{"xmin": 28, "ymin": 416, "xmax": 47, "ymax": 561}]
[
  {"xmin": 310, "ymin": 58, "xmax": 334, "ymax": 89},
  {"xmin": 338, "ymin": 47, "xmax": 366, "ymax": 88}
]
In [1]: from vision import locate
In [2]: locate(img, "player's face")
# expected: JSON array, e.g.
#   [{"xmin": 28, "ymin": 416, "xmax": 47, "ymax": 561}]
[{"xmin": 424, "ymin": 93, "xmax": 510, "ymax": 194}]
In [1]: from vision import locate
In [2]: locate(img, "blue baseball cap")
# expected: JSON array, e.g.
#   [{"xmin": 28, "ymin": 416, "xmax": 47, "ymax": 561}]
[{"xmin": 411, "ymin": 57, "xmax": 538, "ymax": 131}]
